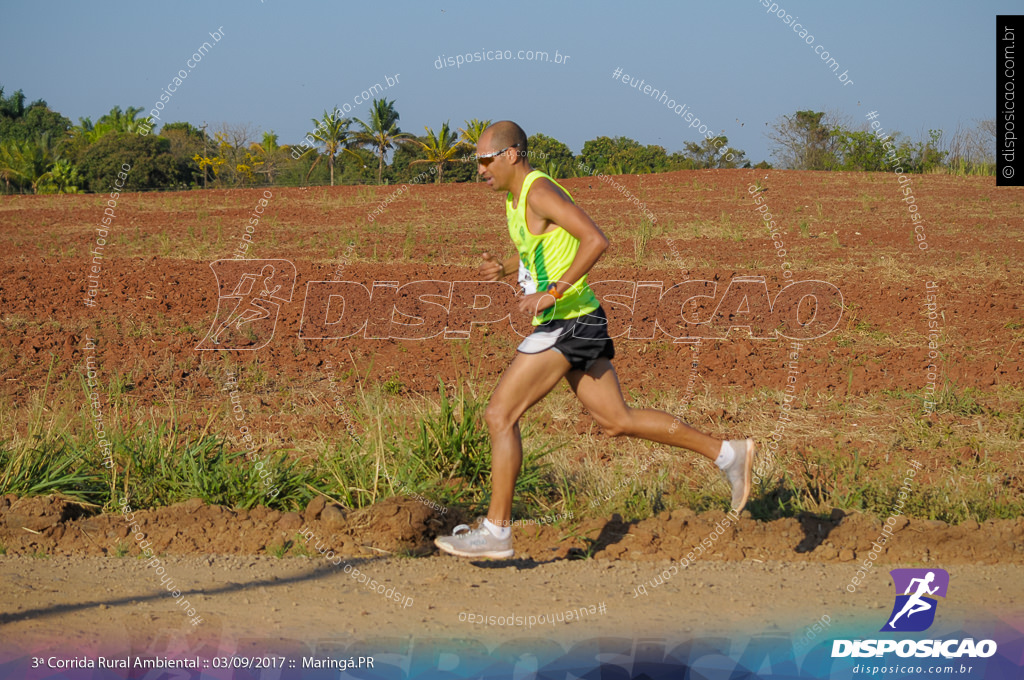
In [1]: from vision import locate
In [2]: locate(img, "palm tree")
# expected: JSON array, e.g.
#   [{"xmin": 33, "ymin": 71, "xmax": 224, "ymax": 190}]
[
  {"xmin": 250, "ymin": 131, "xmax": 288, "ymax": 184},
  {"xmin": 609, "ymin": 160, "xmax": 635, "ymax": 175},
  {"xmin": 351, "ymin": 99, "xmax": 413, "ymax": 184},
  {"xmin": 75, "ymin": 106, "xmax": 152, "ymax": 144},
  {"xmin": 74, "ymin": 117, "xmax": 114, "ymax": 145},
  {"xmin": 458, "ymin": 118, "xmax": 490, "ymax": 147},
  {"xmin": 541, "ymin": 159, "xmax": 564, "ymax": 179},
  {"xmin": 0, "ymin": 87, "xmax": 26, "ymax": 120},
  {"xmin": 411, "ymin": 122, "xmax": 468, "ymax": 184},
  {"xmin": 97, "ymin": 105, "xmax": 148, "ymax": 134},
  {"xmin": 0, "ymin": 133, "xmax": 60, "ymax": 193},
  {"xmin": 458, "ymin": 118, "xmax": 491, "ymax": 180},
  {"xmin": 304, "ymin": 110, "xmax": 358, "ymax": 186},
  {"xmin": 0, "ymin": 141, "xmax": 22, "ymax": 192},
  {"xmin": 39, "ymin": 159, "xmax": 83, "ymax": 194}
]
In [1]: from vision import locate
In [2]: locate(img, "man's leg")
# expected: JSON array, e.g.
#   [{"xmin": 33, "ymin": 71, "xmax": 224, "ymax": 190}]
[
  {"xmin": 566, "ymin": 358, "xmax": 755, "ymax": 510},
  {"xmin": 434, "ymin": 348, "xmax": 571, "ymax": 558},
  {"xmin": 565, "ymin": 358, "xmax": 720, "ymax": 459},
  {"xmin": 485, "ymin": 349, "xmax": 572, "ymax": 526}
]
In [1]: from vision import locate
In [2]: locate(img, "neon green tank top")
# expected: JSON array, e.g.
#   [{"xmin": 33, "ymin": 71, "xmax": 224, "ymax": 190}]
[{"xmin": 506, "ymin": 170, "xmax": 600, "ymax": 325}]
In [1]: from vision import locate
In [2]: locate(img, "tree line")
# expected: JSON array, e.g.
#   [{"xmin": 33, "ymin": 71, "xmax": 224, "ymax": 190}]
[{"xmin": 0, "ymin": 85, "xmax": 997, "ymax": 195}]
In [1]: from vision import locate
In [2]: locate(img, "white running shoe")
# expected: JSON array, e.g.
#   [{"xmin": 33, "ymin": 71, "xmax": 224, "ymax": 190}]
[
  {"xmin": 434, "ymin": 520, "xmax": 514, "ymax": 559},
  {"xmin": 723, "ymin": 438, "xmax": 756, "ymax": 513}
]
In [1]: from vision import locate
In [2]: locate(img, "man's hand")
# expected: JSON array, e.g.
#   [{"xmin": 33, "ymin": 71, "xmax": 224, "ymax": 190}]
[
  {"xmin": 479, "ymin": 251, "xmax": 504, "ymax": 281},
  {"xmin": 518, "ymin": 290, "xmax": 556, "ymax": 317}
]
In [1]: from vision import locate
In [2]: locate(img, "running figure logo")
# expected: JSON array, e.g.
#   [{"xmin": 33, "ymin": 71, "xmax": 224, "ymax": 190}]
[
  {"xmin": 197, "ymin": 259, "xmax": 296, "ymax": 350},
  {"xmin": 881, "ymin": 568, "xmax": 950, "ymax": 632}
]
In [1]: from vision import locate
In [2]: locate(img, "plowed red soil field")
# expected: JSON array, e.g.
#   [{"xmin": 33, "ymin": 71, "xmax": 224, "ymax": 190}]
[{"xmin": 1, "ymin": 169, "xmax": 1022, "ymax": 647}]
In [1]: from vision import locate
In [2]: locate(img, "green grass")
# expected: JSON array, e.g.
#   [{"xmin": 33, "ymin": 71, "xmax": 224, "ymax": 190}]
[
  {"xmin": 0, "ymin": 380, "xmax": 556, "ymax": 521},
  {"xmin": 743, "ymin": 433, "xmax": 1023, "ymax": 524},
  {"xmin": 112, "ymin": 424, "xmax": 320, "ymax": 511},
  {"xmin": 0, "ymin": 439, "xmax": 107, "ymax": 506},
  {"xmin": 634, "ymin": 216, "xmax": 653, "ymax": 265},
  {"xmin": 319, "ymin": 379, "xmax": 557, "ymax": 517},
  {"xmin": 935, "ymin": 383, "xmax": 989, "ymax": 417},
  {"xmin": 2, "ymin": 360, "xmax": 1020, "ymax": 529},
  {"xmin": 288, "ymin": 534, "xmax": 316, "ymax": 558},
  {"xmin": 382, "ymin": 374, "xmax": 404, "ymax": 395}
]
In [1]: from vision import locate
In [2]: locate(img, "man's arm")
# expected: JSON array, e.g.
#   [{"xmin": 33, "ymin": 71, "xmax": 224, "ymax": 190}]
[
  {"xmin": 527, "ymin": 179, "xmax": 609, "ymax": 296},
  {"xmin": 479, "ymin": 252, "xmax": 520, "ymax": 281},
  {"xmin": 501, "ymin": 254, "xmax": 519, "ymax": 279}
]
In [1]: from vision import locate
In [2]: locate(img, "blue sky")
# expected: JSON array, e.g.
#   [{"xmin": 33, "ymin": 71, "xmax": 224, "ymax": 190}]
[{"xmin": 0, "ymin": 0, "xmax": 1010, "ymax": 163}]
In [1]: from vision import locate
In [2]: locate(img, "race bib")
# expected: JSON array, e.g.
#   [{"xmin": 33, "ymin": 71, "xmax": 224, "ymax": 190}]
[{"xmin": 518, "ymin": 260, "xmax": 536, "ymax": 295}]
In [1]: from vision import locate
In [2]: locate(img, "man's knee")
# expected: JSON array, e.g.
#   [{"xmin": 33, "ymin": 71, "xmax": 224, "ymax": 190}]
[
  {"xmin": 484, "ymin": 403, "xmax": 515, "ymax": 432},
  {"xmin": 595, "ymin": 412, "xmax": 630, "ymax": 437},
  {"xmin": 603, "ymin": 423, "xmax": 628, "ymax": 437}
]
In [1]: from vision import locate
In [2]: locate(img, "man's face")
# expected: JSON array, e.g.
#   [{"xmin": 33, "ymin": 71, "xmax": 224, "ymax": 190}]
[{"xmin": 475, "ymin": 135, "xmax": 517, "ymax": 191}]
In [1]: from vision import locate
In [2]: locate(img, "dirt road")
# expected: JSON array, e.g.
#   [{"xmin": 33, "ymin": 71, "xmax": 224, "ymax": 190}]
[{"xmin": 2, "ymin": 554, "xmax": 1021, "ymax": 672}]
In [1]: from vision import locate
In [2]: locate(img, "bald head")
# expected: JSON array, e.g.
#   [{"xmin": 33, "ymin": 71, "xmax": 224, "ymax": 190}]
[{"xmin": 481, "ymin": 120, "xmax": 528, "ymax": 158}]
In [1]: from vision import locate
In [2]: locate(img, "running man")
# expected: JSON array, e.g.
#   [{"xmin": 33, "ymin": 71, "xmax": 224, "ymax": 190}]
[
  {"xmin": 211, "ymin": 264, "xmax": 282, "ymax": 345},
  {"xmin": 434, "ymin": 121, "xmax": 755, "ymax": 559},
  {"xmin": 888, "ymin": 572, "xmax": 939, "ymax": 628}
]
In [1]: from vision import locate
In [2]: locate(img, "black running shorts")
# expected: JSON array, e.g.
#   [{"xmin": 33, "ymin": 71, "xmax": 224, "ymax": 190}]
[{"xmin": 516, "ymin": 306, "xmax": 615, "ymax": 372}]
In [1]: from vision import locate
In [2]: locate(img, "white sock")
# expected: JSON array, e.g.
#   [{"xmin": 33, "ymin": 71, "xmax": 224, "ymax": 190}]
[
  {"xmin": 483, "ymin": 518, "xmax": 511, "ymax": 540},
  {"xmin": 715, "ymin": 440, "xmax": 736, "ymax": 470}
]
